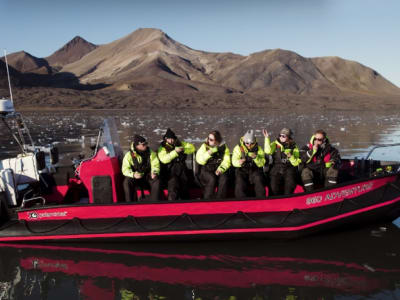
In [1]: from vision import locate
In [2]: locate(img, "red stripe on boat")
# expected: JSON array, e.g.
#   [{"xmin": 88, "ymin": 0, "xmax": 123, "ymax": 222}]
[{"xmin": 18, "ymin": 176, "xmax": 394, "ymax": 221}]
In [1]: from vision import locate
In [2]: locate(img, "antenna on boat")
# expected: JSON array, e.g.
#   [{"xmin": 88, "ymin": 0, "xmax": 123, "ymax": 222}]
[
  {"xmin": 1, "ymin": 49, "xmax": 35, "ymax": 152},
  {"xmin": 3, "ymin": 49, "xmax": 14, "ymax": 105}
]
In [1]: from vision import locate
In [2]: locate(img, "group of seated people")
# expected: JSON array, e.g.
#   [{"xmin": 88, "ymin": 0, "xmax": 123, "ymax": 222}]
[{"xmin": 121, "ymin": 128, "xmax": 341, "ymax": 202}]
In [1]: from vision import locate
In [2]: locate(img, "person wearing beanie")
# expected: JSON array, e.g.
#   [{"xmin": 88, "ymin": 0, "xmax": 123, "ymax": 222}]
[
  {"xmin": 196, "ymin": 130, "xmax": 231, "ymax": 199},
  {"xmin": 158, "ymin": 128, "xmax": 195, "ymax": 201},
  {"xmin": 122, "ymin": 134, "xmax": 161, "ymax": 202},
  {"xmin": 163, "ymin": 128, "xmax": 177, "ymax": 140},
  {"xmin": 232, "ymin": 130, "xmax": 266, "ymax": 199},
  {"xmin": 300, "ymin": 129, "xmax": 341, "ymax": 192},
  {"xmin": 263, "ymin": 128, "xmax": 301, "ymax": 195}
]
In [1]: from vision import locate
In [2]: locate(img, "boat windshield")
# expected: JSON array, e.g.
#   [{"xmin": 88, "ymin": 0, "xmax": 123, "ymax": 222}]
[
  {"xmin": 99, "ymin": 118, "xmax": 123, "ymax": 159},
  {"xmin": 365, "ymin": 143, "xmax": 400, "ymax": 162}
]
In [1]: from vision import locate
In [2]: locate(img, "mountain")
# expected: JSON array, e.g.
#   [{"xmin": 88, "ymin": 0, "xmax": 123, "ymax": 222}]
[
  {"xmin": 0, "ymin": 36, "xmax": 97, "ymax": 78},
  {"xmin": 211, "ymin": 49, "xmax": 339, "ymax": 95},
  {"xmin": 60, "ymin": 28, "xmax": 400, "ymax": 96},
  {"xmin": 311, "ymin": 56, "xmax": 400, "ymax": 95},
  {"xmin": 61, "ymin": 28, "xmax": 217, "ymax": 90},
  {"xmin": 0, "ymin": 51, "xmax": 51, "ymax": 74},
  {"xmin": 46, "ymin": 36, "xmax": 97, "ymax": 68},
  {"xmin": 0, "ymin": 60, "xmax": 22, "ymax": 97},
  {"xmin": 2, "ymin": 28, "xmax": 400, "ymax": 110}
]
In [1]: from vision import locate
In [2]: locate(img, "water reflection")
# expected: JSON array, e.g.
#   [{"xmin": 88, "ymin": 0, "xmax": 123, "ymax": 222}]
[
  {"xmin": 0, "ymin": 223, "xmax": 399, "ymax": 299},
  {"xmin": 2, "ymin": 109, "xmax": 400, "ymax": 161}
]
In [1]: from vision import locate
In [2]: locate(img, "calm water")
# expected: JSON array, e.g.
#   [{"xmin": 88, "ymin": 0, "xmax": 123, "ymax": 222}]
[
  {"xmin": 0, "ymin": 109, "xmax": 400, "ymax": 299},
  {"xmin": 0, "ymin": 224, "xmax": 399, "ymax": 299},
  {"xmin": 2, "ymin": 109, "xmax": 400, "ymax": 160}
]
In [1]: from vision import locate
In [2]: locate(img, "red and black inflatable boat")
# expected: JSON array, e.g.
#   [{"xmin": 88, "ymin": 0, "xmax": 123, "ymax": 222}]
[{"xmin": 1, "ymin": 118, "xmax": 400, "ymax": 242}]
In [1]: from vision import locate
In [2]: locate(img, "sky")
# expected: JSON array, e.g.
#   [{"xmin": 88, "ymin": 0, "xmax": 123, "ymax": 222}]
[{"xmin": 1, "ymin": 0, "xmax": 400, "ymax": 87}]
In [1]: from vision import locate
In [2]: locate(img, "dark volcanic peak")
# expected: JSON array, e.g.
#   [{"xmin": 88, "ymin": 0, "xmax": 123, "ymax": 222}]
[
  {"xmin": 0, "ymin": 51, "xmax": 49, "ymax": 73},
  {"xmin": 46, "ymin": 36, "xmax": 97, "ymax": 67},
  {"xmin": 0, "ymin": 60, "xmax": 21, "ymax": 92}
]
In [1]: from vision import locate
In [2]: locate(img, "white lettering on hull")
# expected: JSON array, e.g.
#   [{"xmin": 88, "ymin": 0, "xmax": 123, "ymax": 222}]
[
  {"xmin": 28, "ymin": 211, "xmax": 68, "ymax": 219},
  {"xmin": 306, "ymin": 182, "xmax": 374, "ymax": 206}
]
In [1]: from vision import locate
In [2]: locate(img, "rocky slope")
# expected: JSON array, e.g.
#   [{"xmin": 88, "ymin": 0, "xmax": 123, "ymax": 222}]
[
  {"xmin": 1, "ymin": 28, "xmax": 399, "ymax": 110},
  {"xmin": 59, "ymin": 28, "xmax": 399, "ymax": 96},
  {"xmin": 46, "ymin": 36, "xmax": 97, "ymax": 68}
]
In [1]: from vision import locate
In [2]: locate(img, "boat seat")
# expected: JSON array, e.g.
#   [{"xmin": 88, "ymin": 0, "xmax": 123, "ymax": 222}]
[
  {"xmin": 0, "ymin": 153, "xmax": 40, "ymax": 185},
  {"xmin": 0, "ymin": 153, "xmax": 41, "ymax": 206}
]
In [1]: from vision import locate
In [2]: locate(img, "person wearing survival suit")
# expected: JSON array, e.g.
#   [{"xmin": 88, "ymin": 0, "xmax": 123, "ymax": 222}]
[
  {"xmin": 122, "ymin": 135, "xmax": 161, "ymax": 202},
  {"xmin": 300, "ymin": 129, "xmax": 341, "ymax": 192},
  {"xmin": 232, "ymin": 130, "xmax": 266, "ymax": 199},
  {"xmin": 263, "ymin": 128, "xmax": 301, "ymax": 195},
  {"xmin": 196, "ymin": 130, "xmax": 231, "ymax": 199},
  {"xmin": 158, "ymin": 128, "xmax": 196, "ymax": 201}
]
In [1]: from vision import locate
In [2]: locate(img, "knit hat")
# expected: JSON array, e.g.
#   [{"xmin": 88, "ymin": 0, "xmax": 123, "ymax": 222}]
[
  {"xmin": 133, "ymin": 134, "xmax": 147, "ymax": 146},
  {"xmin": 243, "ymin": 130, "xmax": 256, "ymax": 144},
  {"xmin": 164, "ymin": 128, "xmax": 177, "ymax": 139},
  {"xmin": 280, "ymin": 128, "xmax": 293, "ymax": 138}
]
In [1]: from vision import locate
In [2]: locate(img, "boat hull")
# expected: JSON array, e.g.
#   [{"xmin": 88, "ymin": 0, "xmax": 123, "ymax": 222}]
[{"xmin": 1, "ymin": 175, "xmax": 400, "ymax": 242}]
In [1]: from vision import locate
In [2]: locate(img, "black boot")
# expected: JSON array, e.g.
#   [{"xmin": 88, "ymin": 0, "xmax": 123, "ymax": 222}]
[{"xmin": 304, "ymin": 183, "xmax": 314, "ymax": 193}]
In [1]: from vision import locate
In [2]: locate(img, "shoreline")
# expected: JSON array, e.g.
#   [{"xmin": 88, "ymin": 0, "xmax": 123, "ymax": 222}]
[
  {"xmin": 14, "ymin": 106, "xmax": 400, "ymax": 113},
  {"xmin": 3, "ymin": 86, "xmax": 400, "ymax": 113}
]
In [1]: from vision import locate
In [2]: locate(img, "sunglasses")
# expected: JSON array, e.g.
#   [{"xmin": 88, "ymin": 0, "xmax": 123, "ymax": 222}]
[
  {"xmin": 314, "ymin": 138, "xmax": 324, "ymax": 142},
  {"xmin": 208, "ymin": 137, "xmax": 215, "ymax": 142},
  {"xmin": 279, "ymin": 134, "xmax": 287, "ymax": 138}
]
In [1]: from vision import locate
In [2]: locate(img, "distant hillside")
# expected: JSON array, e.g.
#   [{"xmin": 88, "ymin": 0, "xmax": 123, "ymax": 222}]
[
  {"xmin": 1, "ymin": 28, "xmax": 400, "ymax": 110},
  {"xmin": 61, "ymin": 29, "xmax": 214, "ymax": 90},
  {"xmin": 60, "ymin": 28, "xmax": 400, "ymax": 96},
  {"xmin": 0, "ymin": 51, "xmax": 51, "ymax": 74},
  {"xmin": 212, "ymin": 49, "xmax": 339, "ymax": 95},
  {"xmin": 0, "ymin": 60, "xmax": 21, "ymax": 91},
  {"xmin": 46, "ymin": 36, "xmax": 97, "ymax": 68},
  {"xmin": 312, "ymin": 57, "xmax": 400, "ymax": 95},
  {"xmin": 0, "ymin": 36, "xmax": 97, "ymax": 77}
]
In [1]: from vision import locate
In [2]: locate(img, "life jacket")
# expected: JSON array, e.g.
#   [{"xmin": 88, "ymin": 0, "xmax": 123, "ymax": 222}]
[
  {"xmin": 307, "ymin": 141, "xmax": 332, "ymax": 168},
  {"xmin": 160, "ymin": 140, "xmax": 188, "ymax": 178},
  {"xmin": 204, "ymin": 144, "xmax": 226, "ymax": 172},
  {"xmin": 273, "ymin": 141, "xmax": 297, "ymax": 167},
  {"xmin": 161, "ymin": 140, "xmax": 187, "ymax": 164},
  {"xmin": 130, "ymin": 148, "xmax": 151, "ymax": 174},
  {"xmin": 239, "ymin": 142, "xmax": 259, "ymax": 169}
]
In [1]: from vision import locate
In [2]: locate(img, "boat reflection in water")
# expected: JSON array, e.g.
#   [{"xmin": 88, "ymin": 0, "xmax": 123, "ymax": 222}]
[{"xmin": 0, "ymin": 223, "xmax": 399, "ymax": 300}]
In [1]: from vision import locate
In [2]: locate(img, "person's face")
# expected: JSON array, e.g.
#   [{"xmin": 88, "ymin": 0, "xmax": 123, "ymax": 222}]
[
  {"xmin": 245, "ymin": 141, "xmax": 255, "ymax": 150},
  {"xmin": 314, "ymin": 133, "xmax": 325, "ymax": 146},
  {"xmin": 208, "ymin": 134, "xmax": 219, "ymax": 147},
  {"xmin": 279, "ymin": 134, "xmax": 288, "ymax": 143},
  {"xmin": 136, "ymin": 142, "xmax": 148, "ymax": 151},
  {"xmin": 166, "ymin": 138, "xmax": 175, "ymax": 145}
]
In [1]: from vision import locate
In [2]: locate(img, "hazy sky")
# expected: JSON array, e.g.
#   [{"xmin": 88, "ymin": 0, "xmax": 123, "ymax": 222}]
[{"xmin": 1, "ymin": 0, "xmax": 399, "ymax": 86}]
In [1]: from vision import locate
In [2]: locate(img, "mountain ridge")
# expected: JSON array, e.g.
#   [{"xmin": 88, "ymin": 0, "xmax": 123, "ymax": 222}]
[
  {"xmin": 46, "ymin": 36, "xmax": 98, "ymax": 68},
  {"xmin": 58, "ymin": 28, "xmax": 400, "ymax": 96},
  {"xmin": 1, "ymin": 28, "xmax": 400, "ymax": 110}
]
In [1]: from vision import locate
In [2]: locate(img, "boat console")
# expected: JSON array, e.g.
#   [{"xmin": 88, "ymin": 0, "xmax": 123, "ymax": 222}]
[{"xmin": 0, "ymin": 105, "xmax": 61, "ymax": 211}]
